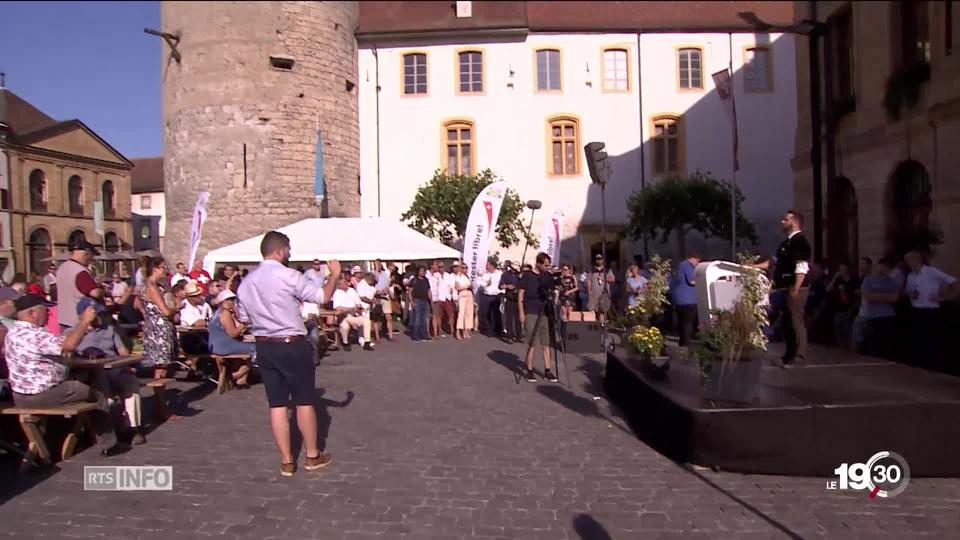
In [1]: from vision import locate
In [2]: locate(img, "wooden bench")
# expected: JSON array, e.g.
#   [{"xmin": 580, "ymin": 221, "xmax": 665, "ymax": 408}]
[
  {"xmin": 145, "ymin": 378, "xmax": 176, "ymax": 422},
  {"xmin": 210, "ymin": 355, "xmax": 251, "ymax": 394},
  {"xmin": 0, "ymin": 401, "xmax": 99, "ymax": 467}
]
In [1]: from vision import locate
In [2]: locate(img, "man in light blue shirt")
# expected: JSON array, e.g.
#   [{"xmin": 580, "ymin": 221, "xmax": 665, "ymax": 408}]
[{"xmin": 236, "ymin": 231, "xmax": 340, "ymax": 477}]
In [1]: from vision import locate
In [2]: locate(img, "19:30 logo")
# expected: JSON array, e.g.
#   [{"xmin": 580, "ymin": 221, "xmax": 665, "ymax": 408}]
[{"xmin": 827, "ymin": 451, "xmax": 911, "ymax": 498}]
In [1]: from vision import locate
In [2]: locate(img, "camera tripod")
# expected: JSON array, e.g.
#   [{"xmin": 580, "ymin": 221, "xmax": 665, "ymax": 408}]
[{"xmin": 518, "ymin": 288, "xmax": 571, "ymax": 386}]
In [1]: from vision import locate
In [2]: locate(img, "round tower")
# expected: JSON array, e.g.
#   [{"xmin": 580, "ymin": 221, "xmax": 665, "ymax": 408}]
[{"xmin": 161, "ymin": 0, "xmax": 359, "ymax": 265}]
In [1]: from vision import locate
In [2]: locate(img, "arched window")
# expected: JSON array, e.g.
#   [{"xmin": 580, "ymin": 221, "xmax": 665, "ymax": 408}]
[
  {"xmin": 68, "ymin": 175, "xmax": 84, "ymax": 215},
  {"xmin": 68, "ymin": 229, "xmax": 87, "ymax": 248},
  {"xmin": 827, "ymin": 176, "xmax": 858, "ymax": 266},
  {"xmin": 891, "ymin": 160, "xmax": 932, "ymax": 230},
  {"xmin": 29, "ymin": 169, "xmax": 47, "ymax": 212},
  {"xmin": 104, "ymin": 231, "xmax": 121, "ymax": 274},
  {"xmin": 102, "ymin": 180, "xmax": 115, "ymax": 217},
  {"xmin": 547, "ymin": 116, "xmax": 580, "ymax": 176},
  {"xmin": 442, "ymin": 120, "xmax": 475, "ymax": 176},
  {"xmin": 28, "ymin": 228, "xmax": 52, "ymax": 275},
  {"xmin": 651, "ymin": 115, "xmax": 684, "ymax": 174}
]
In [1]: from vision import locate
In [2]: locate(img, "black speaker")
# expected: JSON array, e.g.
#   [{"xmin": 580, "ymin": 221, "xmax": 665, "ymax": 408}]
[{"xmin": 562, "ymin": 321, "xmax": 603, "ymax": 354}]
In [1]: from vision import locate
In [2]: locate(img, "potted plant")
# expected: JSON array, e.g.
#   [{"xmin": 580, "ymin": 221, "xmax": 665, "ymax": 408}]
[
  {"xmin": 692, "ymin": 254, "xmax": 771, "ymax": 404},
  {"xmin": 626, "ymin": 324, "xmax": 667, "ymax": 368}
]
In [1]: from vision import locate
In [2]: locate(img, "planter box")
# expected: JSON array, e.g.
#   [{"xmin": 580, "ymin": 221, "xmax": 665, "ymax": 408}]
[{"xmin": 701, "ymin": 357, "xmax": 762, "ymax": 404}]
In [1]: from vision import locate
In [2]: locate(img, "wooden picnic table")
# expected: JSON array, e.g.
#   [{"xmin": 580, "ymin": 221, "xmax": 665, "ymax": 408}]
[{"xmin": 67, "ymin": 355, "xmax": 144, "ymax": 370}]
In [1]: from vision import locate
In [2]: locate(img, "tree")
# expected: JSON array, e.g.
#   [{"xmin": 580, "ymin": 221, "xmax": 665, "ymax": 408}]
[
  {"xmin": 625, "ymin": 171, "xmax": 757, "ymax": 256},
  {"xmin": 401, "ymin": 169, "xmax": 532, "ymax": 248}
]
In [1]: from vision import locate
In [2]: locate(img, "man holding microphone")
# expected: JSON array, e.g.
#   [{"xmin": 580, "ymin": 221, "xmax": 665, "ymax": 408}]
[{"xmin": 236, "ymin": 231, "xmax": 340, "ymax": 477}]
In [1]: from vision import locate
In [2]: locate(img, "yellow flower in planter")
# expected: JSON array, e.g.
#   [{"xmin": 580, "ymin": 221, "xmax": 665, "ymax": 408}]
[{"xmin": 626, "ymin": 325, "xmax": 664, "ymax": 359}]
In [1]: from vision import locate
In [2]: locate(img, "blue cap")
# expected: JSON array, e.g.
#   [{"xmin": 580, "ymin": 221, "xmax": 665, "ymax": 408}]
[{"xmin": 77, "ymin": 297, "xmax": 106, "ymax": 317}]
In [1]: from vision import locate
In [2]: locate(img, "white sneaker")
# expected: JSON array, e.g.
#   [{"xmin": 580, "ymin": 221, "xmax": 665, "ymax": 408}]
[{"xmin": 358, "ymin": 337, "xmax": 366, "ymax": 347}]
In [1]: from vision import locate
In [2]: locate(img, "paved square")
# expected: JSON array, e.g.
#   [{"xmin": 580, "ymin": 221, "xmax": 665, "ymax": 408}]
[{"xmin": 2, "ymin": 336, "xmax": 958, "ymax": 539}]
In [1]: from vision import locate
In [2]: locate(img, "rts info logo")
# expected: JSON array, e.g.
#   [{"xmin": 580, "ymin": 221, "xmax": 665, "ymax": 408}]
[{"xmin": 826, "ymin": 451, "xmax": 910, "ymax": 498}]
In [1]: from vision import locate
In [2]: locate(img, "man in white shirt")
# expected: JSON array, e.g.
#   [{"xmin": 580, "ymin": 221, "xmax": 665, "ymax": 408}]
[
  {"xmin": 477, "ymin": 259, "xmax": 503, "ymax": 338},
  {"xmin": 904, "ymin": 250, "xmax": 958, "ymax": 369},
  {"xmin": 43, "ymin": 264, "xmax": 57, "ymax": 295},
  {"xmin": 356, "ymin": 272, "xmax": 380, "ymax": 345},
  {"xmin": 180, "ymin": 281, "xmax": 213, "ymax": 328},
  {"xmin": 171, "ymin": 263, "xmax": 189, "ymax": 287},
  {"xmin": 437, "ymin": 264, "xmax": 457, "ymax": 336},
  {"xmin": 373, "ymin": 260, "xmax": 394, "ymax": 338},
  {"xmin": 426, "ymin": 261, "xmax": 445, "ymax": 338},
  {"xmin": 332, "ymin": 276, "xmax": 372, "ymax": 351},
  {"xmin": 304, "ymin": 259, "xmax": 327, "ymax": 287}
]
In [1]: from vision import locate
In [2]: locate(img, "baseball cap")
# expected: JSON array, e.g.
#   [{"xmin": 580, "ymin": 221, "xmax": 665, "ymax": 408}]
[
  {"xmin": 14, "ymin": 294, "xmax": 54, "ymax": 312},
  {"xmin": 351, "ymin": 265, "xmax": 362, "ymax": 274},
  {"xmin": 69, "ymin": 238, "xmax": 101, "ymax": 255},
  {"xmin": 0, "ymin": 287, "xmax": 22, "ymax": 302},
  {"xmin": 77, "ymin": 297, "xmax": 107, "ymax": 317}
]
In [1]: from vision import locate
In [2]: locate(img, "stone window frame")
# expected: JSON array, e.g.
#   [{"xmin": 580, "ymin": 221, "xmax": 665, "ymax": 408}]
[
  {"xmin": 401, "ymin": 51, "xmax": 429, "ymax": 96},
  {"xmin": 677, "ymin": 46, "xmax": 705, "ymax": 92},
  {"xmin": 545, "ymin": 114, "xmax": 581, "ymax": 177},
  {"xmin": 441, "ymin": 118, "xmax": 476, "ymax": 176},
  {"xmin": 743, "ymin": 45, "xmax": 774, "ymax": 93},
  {"xmin": 534, "ymin": 47, "xmax": 563, "ymax": 93},
  {"xmin": 650, "ymin": 114, "xmax": 685, "ymax": 175},
  {"xmin": 456, "ymin": 48, "xmax": 485, "ymax": 95},
  {"xmin": 28, "ymin": 169, "xmax": 47, "ymax": 212},
  {"xmin": 601, "ymin": 46, "xmax": 631, "ymax": 93},
  {"xmin": 140, "ymin": 194, "xmax": 152, "ymax": 210},
  {"xmin": 68, "ymin": 175, "xmax": 85, "ymax": 216}
]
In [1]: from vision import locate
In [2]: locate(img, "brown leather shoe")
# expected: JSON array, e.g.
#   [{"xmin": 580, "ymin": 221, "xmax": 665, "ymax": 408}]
[
  {"xmin": 280, "ymin": 462, "xmax": 296, "ymax": 477},
  {"xmin": 304, "ymin": 453, "xmax": 333, "ymax": 471}
]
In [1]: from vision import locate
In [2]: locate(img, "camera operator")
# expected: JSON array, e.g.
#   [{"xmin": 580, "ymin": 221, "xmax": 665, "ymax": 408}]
[{"xmin": 519, "ymin": 252, "xmax": 559, "ymax": 383}]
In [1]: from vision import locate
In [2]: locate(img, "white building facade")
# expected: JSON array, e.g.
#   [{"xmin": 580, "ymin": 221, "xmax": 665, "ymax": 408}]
[{"xmin": 358, "ymin": 28, "xmax": 797, "ymax": 267}]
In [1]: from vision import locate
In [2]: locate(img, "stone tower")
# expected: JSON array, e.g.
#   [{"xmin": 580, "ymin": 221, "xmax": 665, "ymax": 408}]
[{"xmin": 161, "ymin": 1, "xmax": 359, "ymax": 265}]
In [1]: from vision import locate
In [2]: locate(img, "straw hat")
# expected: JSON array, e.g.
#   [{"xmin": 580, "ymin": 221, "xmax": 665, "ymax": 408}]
[{"xmin": 184, "ymin": 281, "xmax": 204, "ymax": 297}]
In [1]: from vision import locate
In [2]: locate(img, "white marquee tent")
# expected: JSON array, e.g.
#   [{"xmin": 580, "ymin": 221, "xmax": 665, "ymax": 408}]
[{"xmin": 202, "ymin": 218, "xmax": 462, "ymax": 272}]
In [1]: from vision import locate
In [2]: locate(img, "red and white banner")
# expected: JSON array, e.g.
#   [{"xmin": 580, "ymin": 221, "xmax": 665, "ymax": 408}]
[
  {"xmin": 537, "ymin": 207, "xmax": 564, "ymax": 265},
  {"xmin": 187, "ymin": 192, "xmax": 210, "ymax": 271},
  {"xmin": 711, "ymin": 68, "xmax": 740, "ymax": 172},
  {"xmin": 463, "ymin": 181, "xmax": 508, "ymax": 281}
]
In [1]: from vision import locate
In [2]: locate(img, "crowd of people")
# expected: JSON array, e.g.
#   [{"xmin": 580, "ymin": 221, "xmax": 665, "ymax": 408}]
[{"xmin": 2, "ymin": 215, "xmax": 957, "ymax": 469}]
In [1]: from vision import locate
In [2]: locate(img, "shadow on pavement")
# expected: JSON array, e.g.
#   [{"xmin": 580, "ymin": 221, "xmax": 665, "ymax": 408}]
[
  {"xmin": 291, "ymin": 389, "xmax": 355, "ymax": 457},
  {"xmin": 573, "ymin": 514, "xmax": 613, "ymax": 540},
  {"xmin": 536, "ymin": 384, "xmax": 632, "ymax": 437}
]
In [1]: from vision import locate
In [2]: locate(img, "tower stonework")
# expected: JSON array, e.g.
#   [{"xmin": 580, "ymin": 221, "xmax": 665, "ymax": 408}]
[{"xmin": 161, "ymin": 1, "xmax": 359, "ymax": 265}]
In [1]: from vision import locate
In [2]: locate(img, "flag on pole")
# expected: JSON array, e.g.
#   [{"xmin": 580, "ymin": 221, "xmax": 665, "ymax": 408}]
[
  {"xmin": 314, "ymin": 127, "xmax": 325, "ymax": 207},
  {"xmin": 537, "ymin": 207, "xmax": 564, "ymax": 265},
  {"xmin": 712, "ymin": 68, "xmax": 740, "ymax": 172},
  {"xmin": 463, "ymin": 181, "xmax": 508, "ymax": 281},
  {"xmin": 187, "ymin": 192, "xmax": 210, "ymax": 271}
]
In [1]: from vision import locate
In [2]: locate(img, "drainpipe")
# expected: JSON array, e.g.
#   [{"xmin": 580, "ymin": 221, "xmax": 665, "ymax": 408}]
[
  {"xmin": 636, "ymin": 33, "xmax": 649, "ymax": 261},
  {"xmin": 373, "ymin": 46, "xmax": 383, "ymax": 218},
  {"xmin": 808, "ymin": 0, "xmax": 825, "ymax": 262},
  {"xmin": 822, "ymin": 10, "xmax": 837, "ymax": 265}
]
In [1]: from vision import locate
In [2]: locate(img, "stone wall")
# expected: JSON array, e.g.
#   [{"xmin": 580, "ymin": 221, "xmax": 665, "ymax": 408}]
[
  {"xmin": 162, "ymin": 1, "xmax": 359, "ymax": 266},
  {"xmin": 791, "ymin": 0, "xmax": 960, "ymax": 275}
]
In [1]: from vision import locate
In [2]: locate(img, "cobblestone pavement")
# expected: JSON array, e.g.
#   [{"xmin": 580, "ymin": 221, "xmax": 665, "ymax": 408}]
[{"xmin": 1, "ymin": 335, "xmax": 959, "ymax": 539}]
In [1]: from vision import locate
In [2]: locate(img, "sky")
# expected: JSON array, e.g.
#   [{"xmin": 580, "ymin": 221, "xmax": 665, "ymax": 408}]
[{"xmin": 0, "ymin": 1, "xmax": 161, "ymax": 158}]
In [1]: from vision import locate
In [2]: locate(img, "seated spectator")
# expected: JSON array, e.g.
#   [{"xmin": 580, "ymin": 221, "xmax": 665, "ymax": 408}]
[
  {"xmin": 4, "ymin": 295, "xmax": 128, "ymax": 456},
  {"xmin": 0, "ymin": 287, "xmax": 21, "ymax": 381},
  {"xmin": 110, "ymin": 273, "xmax": 130, "ymax": 305},
  {"xmin": 27, "ymin": 273, "xmax": 45, "ymax": 297},
  {"xmin": 332, "ymin": 276, "xmax": 373, "ymax": 351},
  {"xmin": 208, "ymin": 290, "xmax": 254, "ymax": 387},
  {"xmin": 75, "ymin": 298, "xmax": 146, "ymax": 445},
  {"xmin": 180, "ymin": 281, "xmax": 212, "ymax": 328},
  {"xmin": 357, "ymin": 272, "xmax": 381, "ymax": 344}
]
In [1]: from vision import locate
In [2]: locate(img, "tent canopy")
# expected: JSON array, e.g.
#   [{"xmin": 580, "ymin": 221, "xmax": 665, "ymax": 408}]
[{"xmin": 203, "ymin": 218, "xmax": 462, "ymax": 272}]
